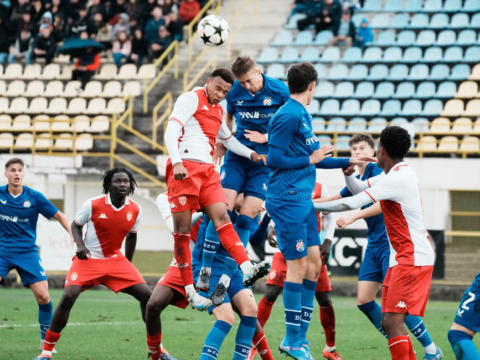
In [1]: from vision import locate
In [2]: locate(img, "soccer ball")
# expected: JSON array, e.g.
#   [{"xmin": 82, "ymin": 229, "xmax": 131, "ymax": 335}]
[{"xmin": 197, "ymin": 15, "xmax": 230, "ymax": 47}]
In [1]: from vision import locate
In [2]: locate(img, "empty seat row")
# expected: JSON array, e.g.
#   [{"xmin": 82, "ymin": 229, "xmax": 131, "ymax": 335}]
[
  {"xmin": 360, "ymin": 12, "xmax": 480, "ymax": 29},
  {"xmin": 0, "ymin": 114, "xmax": 110, "ymax": 133},
  {"xmin": 271, "ymin": 30, "xmax": 336, "ymax": 47},
  {"xmin": 442, "ymin": 99, "xmax": 480, "ymax": 117},
  {"xmin": 0, "ymin": 80, "xmax": 141, "ymax": 98},
  {"xmin": 414, "ymin": 136, "xmax": 480, "ymax": 154},
  {"xmin": 360, "ymin": 0, "xmax": 480, "ymax": 13},
  {"xmin": 314, "ymin": 80, "xmax": 457, "ymax": 100},
  {"xmin": 373, "ymin": 29, "xmax": 480, "ymax": 47},
  {"xmin": 0, "ymin": 133, "xmax": 94, "ymax": 151},
  {"xmin": 0, "ymin": 97, "xmax": 125, "ymax": 115}
]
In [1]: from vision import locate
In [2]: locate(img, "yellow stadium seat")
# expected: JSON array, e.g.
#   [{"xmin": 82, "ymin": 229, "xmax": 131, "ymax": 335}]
[
  {"xmin": 102, "ymin": 81, "xmax": 122, "ymax": 98},
  {"xmin": 456, "ymin": 81, "xmax": 478, "ymax": 99},
  {"xmin": 429, "ymin": 117, "xmax": 451, "ymax": 133},
  {"xmin": 44, "ymin": 81, "xmax": 64, "ymax": 97},
  {"xmin": 117, "ymin": 64, "xmax": 138, "ymax": 80},
  {"xmin": 441, "ymin": 99, "xmax": 464, "ymax": 117},
  {"xmin": 463, "ymin": 99, "xmax": 480, "ymax": 117},
  {"xmin": 2, "ymin": 64, "xmax": 23, "ymax": 80},
  {"xmin": 81, "ymin": 81, "xmax": 103, "ymax": 98},
  {"xmin": 39, "ymin": 64, "xmax": 61, "ymax": 80},
  {"xmin": 52, "ymin": 115, "xmax": 72, "ymax": 131},
  {"xmin": 94, "ymin": 64, "xmax": 118, "ymax": 80},
  {"xmin": 75, "ymin": 133, "xmax": 94, "ymax": 151},
  {"xmin": 9, "ymin": 97, "xmax": 29, "ymax": 115},
  {"xmin": 0, "ymin": 132, "xmax": 13, "ymax": 149},
  {"xmin": 54, "ymin": 133, "xmax": 74, "ymax": 150},
  {"xmin": 14, "ymin": 133, "xmax": 34, "ymax": 149},
  {"xmin": 437, "ymin": 136, "xmax": 459, "ymax": 152},
  {"xmin": 65, "ymin": 98, "xmax": 87, "ymax": 115},
  {"xmin": 25, "ymin": 81, "xmax": 45, "ymax": 97},
  {"xmin": 6, "ymin": 80, "xmax": 26, "ymax": 97},
  {"xmin": 89, "ymin": 115, "xmax": 110, "ymax": 132},
  {"xmin": 451, "ymin": 118, "xmax": 472, "ymax": 134},
  {"xmin": 415, "ymin": 136, "xmax": 437, "ymax": 152},
  {"xmin": 26, "ymin": 97, "xmax": 48, "ymax": 115},
  {"xmin": 459, "ymin": 136, "xmax": 480, "ymax": 153}
]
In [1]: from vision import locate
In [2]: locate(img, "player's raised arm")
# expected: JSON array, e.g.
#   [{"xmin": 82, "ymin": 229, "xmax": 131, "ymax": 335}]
[
  {"xmin": 345, "ymin": 172, "xmax": 384, "ymax": 195},
  {"xmin": 336, "ymin": 202, "xmax": 383, "ymax": 229},
  {"xmin": 217, "ymin": 122, "xmax": 265, "ymax": 163},
  {"xmin": 314, "ymin": 191, "xmax": 373, "ymax": 213}
]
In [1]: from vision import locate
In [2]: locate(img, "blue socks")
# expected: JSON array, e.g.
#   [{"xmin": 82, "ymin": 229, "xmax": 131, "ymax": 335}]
[
  {"xmin": 299, "ymin": 279, "xmax": 316, "ymax": 343},
  {"xmin": 202, "ymin": 220, "xmax": 221, "ymax": 271},
  {"xmin": 448, "ymin": 330, "xmax": 480, "ymax": 360},
  {"xmin": 405, "ymin": 315, "xmax": 433, "ymax": 349},
  {"xmin": 358, "ymin": 301, "xmax": 387, "ymax": 338},
  {"xmin": 233, "ymin": 316, "xmax": 257, "ymax": 360},
  {"xmin": 201, "ymin": 320, "xmax": 232, "ymax": 360},
  {"xmin": 38, "ymin": 301, "xmax": 53, "ymax": 341},
  {"xmin": 235, "ymin": 215, "xmax": 253, "ymax": 247},
  {"xmin": 283, "ymin": 281, "xmax": 302, "ymax": 345}
]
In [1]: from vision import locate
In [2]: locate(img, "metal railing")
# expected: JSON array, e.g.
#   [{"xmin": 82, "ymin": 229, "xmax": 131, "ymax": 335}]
[
  {"xmin": 152, "ymin": 92, "xmax": 173, "ymax": 151},
  {"xmin": 183, "ymin": 47, "xmax": 217, "ymax": 92}
]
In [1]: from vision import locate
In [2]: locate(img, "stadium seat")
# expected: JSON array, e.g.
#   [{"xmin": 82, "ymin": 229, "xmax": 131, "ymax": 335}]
[
  {"xmin": 451, "ymin": 118, "xmax": 473, "ymax": 134},
  {"xmin": 443, "ymin": 0, "xmax": 462, "ymax": 12},
  {"xmin": 441, "ymin": 99, "xmax": 464, "ymax": 117},
  {"xmin": 1, "ymin": 64, "xmax": 22, "ymax": 80},
  {"xmin": 54, "ymin": 133, "xmax": 74, "ymax": 150},
  {"xmin": 317, "ymin": 135, "xmax": 332, "ymax": 146},
  {"xmin": 430, "ymin": 13, "xmax": 450, "ymax": 29},
  {"xmin": 314, "ymin": 31, "xmax": 333, "ymax": 46},
  {"xmin": 450, "ymin": 13, "xmax": 469, "ymax": 29},
  {"xmin": 100, "ymin": 81, "xmax": 123, "ymax": 98},
  {"xmin": 422, "ymin": 100, "xmax": 443, "ymax": 116},
  {"xmin": 301, "ymin": 47, "xmax": 319, "ymax": 62},
  {"xmin": 265, "ymin": 64, "xmax": 285, "ymax": 79},
  {"xmin": 0, "ymin": 133, "xmax": 14, "ymax": 149},
  {"xmin": 456, "ymin": 81, "xmax": 478, "ymax": 99},
  {"xmin": 46, "ymin": 97, "xmax": 67, "ymax": 115},
  {"xmin": 75, "ymin": 133, "xmax": 94, "ymax": 151},
  {"xmin": 0, "ymin": 80, "xmax": 5, "ymax": 94},
  {"xmin": 393, "ymin": 82, "xmax": 415, "ymax": 99},
  {"xmin": 336, "ymin": 135, "xmax": 351, "ymax": 151},
  {"xmin": 412, "ymin": 118, "xmax": 430, "ymax": 133},
  {"xmin": 271, "ymin": 30, "xmax": 293, "ymax": 46},
  {"xmin": 319, "ymin": 47, "xmax": 340, "ymax": 63},
  {"xmin": 327, "ymin": 64, "xmax": 349, "ymax": 81},
  {"xmin": 401, "ymin": 99, "xmax": 422, "ymax": 116},
  {"xmin": 14, "ymin": 133, "xmax": 34, "ymax": 149},
  {"xmin": 368, "ymin": 118, "xmax": 387, "ymax": 132},
  {"xmin": 84, "ymin": 98, "xmax": 106, "ymax": 115},
  {"xmin": 340, "ymin": 99, "xmax": 360, "ymax": 116},
  {"xmin": 352, "ymin": 14, "xmax": 364, "ymax": 27},
  {"xmin": 409, "ymin": 64, "xmax": 429, "ymax": 81},
  {"xmin": 386, "ymin": 64, "xmax": 408, "ymax": 81},
  {"xmin": 27, "ymin": 97, "xmax": 48, "ymax": 115},
  {"xmin": 438, "ymin": 136, "xmax": 458, "ymax": 152},
  {"xmin": 414, "ymin": 81, "xmax": 435, "ymax": 98},
  {"xmin": 32, "ymin": 115, "xmax": 51, "ymax": 131},
  {"xmin": 435, "ymin": 81, "xmax": 457, "ymax": 99},
  {"xmin": 424, "ymin": 0, "xmax": 443, "ymax": 12},
  {"xmin": 409, "ymin": 14, "xmax": 429, "ymax": 30},
  {"xmin": 367, "ymin": 64, "xmax": 389, "ymax": 81},
  {"xmin": 81, "ymin": 81, "xmax": 103, "ymax": 98},
  {"xmin": 34, "ymin": 133, "xmax": 53, "ymax": 150},
  {"xmin": 285, "ymin": 13, "xmax": 306, "ymax": 29},
  {"xmin": 374, "ymin": 81, "xmax": 394, "ymax": 99},
  {"xmin": 314, "ymin": 81, "xmax": 334, "ymax": 98},
  {"xmin": 63, "ymin": 81, "xmax": 83, "ymax": 97},
  {"xmin": 137, "ymin": 64, "xmax": 156, "ymax": 80},
  {"xmin": 353, "ymin": 81, "xmax": 374, "ymax": 99},
  {"xmin": 117, "ymin": 64, "xmax": 138, "ymax": 80},
  {"xmin": 396, "ymin": 30, "xmax": 416, "ymax": 46},
  {"xmin": 279, "ymin": 47, "xmax": 299, "ymax": 63},
  {"xmin": 470, "ymin": 13, "xmax": 480, "ymax": 28},
  {"xmin": 72, "ymin": 115, "xmax": 91, "ymax": 132},
  {"xmin": 459, "ymin": 136, "xmax": 480, "ymax": 153},
  {"xmin": 416, "ymin": 30, "xmax": 436, "ymax": 47},
  {"xmin": 465, "ymin": 0, "xmax": 480, "ymax": 11},
  {"xmin": 312, "ymin": 118, "xmax": 325, "ymax": 132},
  {"xmin": 347, "ymin": 64, "xmax": 369, "ymax": 81},
  {"xmin": 443, "ymin": 47, "xmax": 464, "ymax": 63},
  {"xmin": 334, "ymin": 82, "xmax": 354, "ymax": 99},
  {"xmin": 51, "ymin": 115, "xmax": 72, "ymax": 131},
  {"xmin": 347, "ymin": 117, "xmax": 367, "ymax": 132},
  {"xmin": 25, "ymin": 81, "xmax": 45, "ymax": 97},
  {"xmin": 342, "ymin": 47, "xmax": 362, "ymax": 63},
  {"xmin": 457, "ymin": 30, "xmax": 477, "ymax": 45},
  {"xmin": 39, "ymin": 64, "xmax": 61, "ymax": 80},
  {"xmin": 361, "ymin": 0, "xmax": 381, "ymax": 12},
  {"xmin": 402, "ymin": 47, "xmax": 422, "ymax": 63},
  {"xmin": 390, "ymin": 14, "xmax": 409, "ymax": 29},
  {"xmin": 65, "ymin": 98, "xmax": 87, "ymax": 115},
  {"xmin": 463, "ymin": 99, "xmax": 480, "ymax": 116},
  {"xmin": 122, "ymin": 81, "xmax": 141, "ymax": 97},
  {"xmin": 473, "ymin": 120, "xmax": 480, "ymax": 134},
  {"xmin": 105, "ymin": 98, "xmax": 125, "ymax": 115},
  {"xmin": 390, "ymin": 117, "xmax": 408, "ymax": 127},
  {"xmin": 89, "ymin": 115, "xmax": 110, "ymax": 132},
  {"xmin": 380, "ymin": 100, "xmax": 401, "ymax": 116},
  {"xmin": 359, "ymin": 99, "xmax": 380, "ymax": 116},
  {"xmin": 463, "ymin": 46, "xmax": 480, "ymax": 63},
  {"xmin": 11, "ymin": 115, "xmax": 31, "ymax": 130},
  {"xmin": 293, "ymin": 31, "xmax": 314, "ymax": 46},
  {"xmin": 320, "ymin": 99, "xmax": 340, "ymax": 115},
  {"xmin": 383, "ymin": 0, "xmax": 402, "ymax": 12},
  {"xmin": 326, "ymin": 117, "xmax": 346, "ymax": 132},
  {"xmin": 430, "ymin": 64, "xmax": 450, "ymax": 81},
  {"xmin": 6, "ymin": 80, "xmax": 26, "ymax": 97},
  {"xmin": 469, "ymin": 64, "xmax": 480, "ymax": 80},
  {"xmin": 405, "ymin": 0, "xmax": 423, "ymax": 11},
  {"xmin": 436, "ymin": 30, "xmax": 456, "ymax": 46},
  {"xmin": 415, "ymin": 136, "xmax": 437, "ymax": 152},
  {"xmin": 450, "ymin": 64, "xmax": 470, "ymax": 80},
  {"xmin": 375, "ymin": 31, "xmax": 396, "ymax": 47},
  {"xmin": 383, "ymin": 47, "xmax": 402, "ymax": 63},
  {"xmin": 314, "ymin": 64, "xmax": 327, "ymax": 79},
  {"xmin": 371, "ymin": 14, "xmax": 390, "ymax": 29},
  {"xmin": 257, "ymin": 48, "xmax": 277, "ymax": 64},
  {"xmin": 422, "ymin": 47, "xmax": 443, "ymax": 63},
  {"xmin": 306, "ymin": 99, "xmax": 320, "ymax": 114},
  {"xmin": 94, "ymin": 64, "xmax": 118, "ymax": 80},
  {"xmin": 57, "ymin": 65, "xmax": 73, "ymax": 80},
  {"xmin": 0, "ymin": 115, "xmax": 11, "ymax": 130},
  {"xmin": 20, "ymin": 64, "xmax": 41, "ymax": 80},
  {"xmin": 8, "ymin": 97, "xmax": 28, "ymax": 115}
]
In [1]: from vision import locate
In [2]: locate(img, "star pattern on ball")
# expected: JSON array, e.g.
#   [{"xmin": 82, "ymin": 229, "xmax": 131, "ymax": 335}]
[{"xmin": 201, "ymin": 33, "xmax": 211, "ymax": 44}]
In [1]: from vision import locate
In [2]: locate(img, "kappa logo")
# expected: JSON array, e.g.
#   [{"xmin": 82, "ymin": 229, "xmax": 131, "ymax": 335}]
[
  {"xmin": 0, "ymin": 199, "xmax": 6, "ymax": 205},
  {"xmin": 170, "ymin": 202, "xmax": 176, "ymax": 209},
  {"xmin": 235, "ymin": 241, "xmax": 243, "ymax": 246},
  {"xmin": 220, "ymin": 171, "xmax": 226, "ymax": 180},
  {"xmin": 296, "ymin": 239, "xmax": 305, "ymax": 252},
  {"xmin": 98, "ymin": 213, "xmax": 108, "ymax": 219},
  {"xmin": 178, "ymin": 262, "xmax": 189, "ymax": 269},
  {"xmin": 395, "ymin": 301, "xmax": 407, "ymax": 309},
  {"xmin": 126, "ymin": 211, "xmax": 133, "ymax": 221},
  {"xmin": 202, "ymin": 105, "xmax": 209, "ymax": 111},
  {"xmin": 179, "ymin": 196, "xmax": 187, "ymax": 206}
]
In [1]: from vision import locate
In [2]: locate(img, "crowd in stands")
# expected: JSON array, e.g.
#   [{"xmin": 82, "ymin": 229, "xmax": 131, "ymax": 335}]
[
  {"xmin": 0, "ymin": 0, "xmax": 209, "ymax": 70},
  {"xmin": 292, "ymin": 0, "xmax": 373, "ymax": 49}
]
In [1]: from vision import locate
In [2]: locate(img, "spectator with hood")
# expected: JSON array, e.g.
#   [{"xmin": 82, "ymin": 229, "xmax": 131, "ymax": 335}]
[
  {"xmin": 178, "ymin": 0, "xmax": 200, "ymax": 25},
  {"xmin": 112, "ymin": 12, "xmax": 130, "ymax": 38},
  {"xmin": 144, "ymin": 6, "xmax": 164, "ymax": 43},
  {"xmin": 354, "ymin": 18, "xmax": 373, "ymax": 49}
]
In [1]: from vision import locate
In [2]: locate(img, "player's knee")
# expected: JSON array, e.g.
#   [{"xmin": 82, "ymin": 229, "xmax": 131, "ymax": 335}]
[
  {"xmin": 174, "ymin": 223, "xmax": 191, "ymax": 234},
  {"xmin": 264, "ymin": 286, "xmax": 281, "ymax": 302},
  {"xmin": 35, "ymin": 293, "xmax": 51, "ymax": 304},
  {"xmin": 315, "ymin": 292, "xmax": 331, "ymax": 307},
  {"xmin": 218, "ymin": 311, "xmax": 236, "ymax": 326},
  {"xmin": 241, "ymin": 302, "xmax": 258, "ymax": 318},
  {"xmin": 59, "ymin": 291, "xmax": 78, "ymax": 309}
]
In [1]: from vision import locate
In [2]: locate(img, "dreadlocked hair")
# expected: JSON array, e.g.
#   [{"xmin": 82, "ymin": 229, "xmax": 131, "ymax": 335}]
[{"xmin": 102, "ymin": 167, "xmax": 137, "ymax": 195}]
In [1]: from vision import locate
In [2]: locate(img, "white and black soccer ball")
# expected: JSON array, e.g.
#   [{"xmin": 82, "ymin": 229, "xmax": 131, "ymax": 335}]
[{"xmin": 197, "ymin": 15, "xmax": 230, "ymax": 47}]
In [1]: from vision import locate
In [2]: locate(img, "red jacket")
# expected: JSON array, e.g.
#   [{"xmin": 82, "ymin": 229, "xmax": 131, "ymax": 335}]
[
  {"xmin": 75, "ymin": 53, "xmax": 101, "ymax": 71},
  {"xmin": 179, "ymin": 1, "xmax": 200, "ymax": 22}
]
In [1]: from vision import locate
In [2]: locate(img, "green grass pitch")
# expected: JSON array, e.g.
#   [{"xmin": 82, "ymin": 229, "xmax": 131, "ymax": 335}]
[{"xmin": 1, "ymin": 288, "xmax": 477, "ymax": 359}]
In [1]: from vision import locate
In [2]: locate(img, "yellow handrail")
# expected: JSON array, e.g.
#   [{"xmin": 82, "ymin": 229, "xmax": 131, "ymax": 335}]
[
  {"xmin": 152, "ymin": 92, "xmax": 173, "ymax": 150},
  {"xmin": 187, "ymin": 0, "xmax": 222, "ymax": 61},
  {"xmin": 143, "ymin": 41, "xmax": 179, "ymax": 113}
]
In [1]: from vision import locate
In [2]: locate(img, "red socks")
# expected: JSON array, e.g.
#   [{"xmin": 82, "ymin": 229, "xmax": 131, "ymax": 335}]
[
  {"xmin": 173, "ymin": 233, "xmax": 193, "ymax": 286},
  {"xmin": 320, "ymin": 305, "xmax": 336, "ymax": 347},
  {"xmin": 257, "ymin": 297, "xmax": 274, "ymax": 328},
  {"xmin": 147, "ymin": 333, "xmax": 162, "ymax": 360},
  {"xmin": 216, "ymin": 222, "xmax": 249, "ymax": 265},
  {"xmin": 252, "ymin": 329, "xmax": 274, "ymax": 360},
  {"xmin": 42, "ymin": 330, "xmax": 61, "ymax": 352},
  {"xmin": 388, "ymin": 335, "xmax": 416, "ymax": 360}
]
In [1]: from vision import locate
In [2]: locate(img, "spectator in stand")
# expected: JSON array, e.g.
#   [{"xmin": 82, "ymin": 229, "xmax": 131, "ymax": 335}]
[
  {"xmin": 126, "ymin": 0, "xmax": 145, "ymax": 28},
  {"xmin": 70, "ymin": 6, "xmax": 88, "ymax": 38},
  {"xmin": 144, "ymin": 0, "xmax": 157, "ymax": 21},
  {"xmin": 178, "ymin": 0, "xmax": 200, "ymax": 25},
  {"xmin": 88, "ymin": 12, "xmax": 105, "ymax": 37},
  {"xmin": 96, "ymin": 21, "xmax": 113, "ymax": 50},
  {"xmin": 31, "ymin": 0, "xmax": 45, "ymax": 28},
  {"xmin": 129, "ymin": 27, "xmax": 147, "ymax": 67},
  {"xmin": 290, "ymin": 0, "xmax": 311, "ymax": 16},
  {"xmin": 0, "ymin": 18, "xmax": 10, "ymax": 65},
  {"xmin": 11, "ymin": 0, "xmax": 30, "ymax": 27},
  {"xmin": 296, "ymin": 0, "xmax": 323, "ymax": 31},
  {"xmin": 48, "ymin": 0, "xmax": 64, "ymax": 18},
  {"xmin": 147, "ymin": 25, "xmax": 171, "ymax": 63},
  {"xmin": 87, "ymin": 0, "xmax": 106, "ymax": 24},
  {"xmin": 9, "ymin": 29, "xmax": 34, "ymax": 65},
  {"xmin": 113, "ymin": 30, "xmax": 131, "ymax": 68},
  {"xmin": 64, "ymin": 0, "xmax": 84, "ymax": 26},
  {"xmin": 71, "ymin": 36, "xmax": 101, "ymax": 90},
  {"xmin": 112, "ymin": 13, "xmax": 130, "ymax": 38},
  {"xmin": 39, "ymin": 11, "xmax": 54, "ymax": 33},
  {"xmin": 144, "ymin": 6, "xmax": 165, "ymax": 44},
  {"xmin": 298, "ymin": 0, "xmax": 341, "ymax": 34},
  {"xmin": 353, "ymin": 18, "xmax": 373, "ymax": 49},
  {"xmin": 18, "ymin": 10, "xmax": 37, "ymax": 36},
  {"xmin": 33, "ymin": 26, "xmax": 56, "ymax": 64},
  {"xmin": 53, "ymin": 13, "xmax": 68, "ymax": 43},
  {"xmin": 327, "ymin": 10, "xmax": 355, "ymax": 47},
  {"xmin": 159, "ymin": 0, "xmax": 177, "ymax": 15},
  {"xmin": 165, "ymin": 11, "xmax": 183, "ymax": 42},
  {"xmin": 113, "ymin": 0, "xmax": 128, "ymax": 17}
]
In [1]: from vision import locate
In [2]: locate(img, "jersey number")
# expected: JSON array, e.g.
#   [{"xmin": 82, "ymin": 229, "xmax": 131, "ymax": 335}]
[{"xmin": 457, "ymin": 292, "xmax": 475, "ymax": 316}]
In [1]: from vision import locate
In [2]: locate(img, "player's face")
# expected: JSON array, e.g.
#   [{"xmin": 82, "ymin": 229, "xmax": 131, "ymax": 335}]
[
  {"xmin": 206, "ymin": 76, "xmax": 232, "ymax": 105},
  {"xmin": 350, "ymin": 141, "xmax": 375, "ymax": 159},
  {"xmin": 110, "ymin": 172, "xmax": 131, "ymax": 197},
  {"xmin": 376, "ymin": 142, "xmax": 386, "ymax": 169},
  {"xmin": 237, "ymin": 67, "xmax": 263, "ymax": 94},
  {"xmin": 5, "ymin": 163, "xmax": 24, "ymax": 187}
]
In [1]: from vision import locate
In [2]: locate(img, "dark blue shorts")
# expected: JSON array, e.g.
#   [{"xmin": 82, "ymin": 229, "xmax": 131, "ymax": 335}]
[
  {"xmin": 453, "ymin": 273, "xmax": 480, "ymax": 332},
  {"xmin": 220, "ymin": 152, "xmax": 269, "ymax": 201},
  {"xmin": 358, "ymin": 241, "xmax": 390, "ymax": 283},
  {"xmin": 266, "ymin": 198, "xmax": 321, "ymax": 261},
  {"xmin": 0, "ymin": 250, "xmax": 47, "ymax": 286}
]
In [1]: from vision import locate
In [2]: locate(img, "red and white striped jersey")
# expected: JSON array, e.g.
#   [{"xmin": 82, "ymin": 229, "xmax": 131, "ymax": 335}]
[
  {"xmin": 363, "ymin": 162, "xmax": 434, "ymax": 267},
  {"xmin": 169, "ymin": 87, "xmax": 232, "ymax": 164},
  {"xmin": 74, "ymin": 194, "xmax": 141, "ymax": 259}
]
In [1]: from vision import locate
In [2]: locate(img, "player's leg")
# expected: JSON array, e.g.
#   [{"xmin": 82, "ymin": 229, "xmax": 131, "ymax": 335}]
[
  {"xmin": 448, "ymin": 324, "xmax": 479, "ymax": 360},
  {"xmin": 30, "ymin": 281, "xmax": 53, "ymax": 346},
  {"xmin": 200, "ymin": 303, "xmax": 235, "ymax": 360},
  {"xmin": 405, "ymin": 314, "xmax": 442, "ymax": 360},
  {"xmin": 258, "ymin": 284, "xmax": 283, "ymax": 328},
  {"xmin": 382, "ymin": 312, "xmax": 411, "ymax": 360},
  {"xmin": 357, "ymin": 280, "xmax": 385, "ymax": 335},
  {"xmin": 230, "ymin": 288, "xmax": 259, "ymax": 360},
  {"xmin": 123, "ymin": 283, "xmax": 152, "ymax": 321}
]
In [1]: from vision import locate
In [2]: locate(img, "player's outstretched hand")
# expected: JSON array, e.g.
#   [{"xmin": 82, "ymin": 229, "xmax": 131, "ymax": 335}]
[
  {"xmin": 76, "ymin": 245, "xmax": 91, "ymax": 260},
  {"xmin": 251, "ymin": 152, "xmax": 267, "ymax": 165},
  {"xmin": 173, "ymin": 162, "xmax": 188, "ymax": 180},
  {"xmin": 342, "ymin": 165, "xmax": 355, "ymax": 176},
  {"xmin": 309, "ymin": 145, "xmax": 335, "ymax": 165},
  {"xmin": 319, "ymin": 238, "xmax": 332, "ymax": 265},
  {"xmin": 349, "ymin": 156, "xmax": 377, "ymax": 166},
  {"xmin": 213, "ymin": 142, "xmax": 227, "ymax": 165},
  {"xmin": 267, "ymin": 228, "xmax": 277, "ymax": 248},
  {"xmin": 244, "ymin": 130, "xmax": 268, "ymax": 144},
  {"xmin": 336, "ymin": 215, "xmax": 355, "ymax": 229}
]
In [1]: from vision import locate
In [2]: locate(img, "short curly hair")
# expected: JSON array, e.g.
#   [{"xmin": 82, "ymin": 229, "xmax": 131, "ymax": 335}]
[
  {"xmin": 379, "ymin": 126, "xmax": 411, "ymax": 159},
  {"xmin": 287, "ymin": 62, "xmax": 317, "ymax": 94}
]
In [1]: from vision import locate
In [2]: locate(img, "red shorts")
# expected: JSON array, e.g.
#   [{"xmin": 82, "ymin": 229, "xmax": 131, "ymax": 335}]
[
  {"xmin": 266, "ymin": 252, "xmax": 332, "ymax": 292},
  {"xmin": 165, "ymin": 159, "xmax": 226, "ymax": 213},
  {"xmin": 382, "ymin": 264, "xmax": 434, "ymax": 316},
  {"xmin": 156, "ymin": 265, "xmax": 188, "ymax": 309},
  {"xmin": 66, "ymin": 254, "xmax": 146, "ymax": 293}
]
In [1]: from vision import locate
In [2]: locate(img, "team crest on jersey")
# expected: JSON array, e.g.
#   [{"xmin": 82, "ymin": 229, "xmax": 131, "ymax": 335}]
[
  {"xmin": 263, "ymin": 97, "xmax": 272, "ymax": 106},
  {"xmin": 179, "ymin": 196, "xmax": 187, "ymax": 206},
  {"xmin": 220, "ymin": 171, "xmax": 226, "ymax": 180},
  {"xmin": 23, "ymin": 200, "xmax": 31, "ymax": 208},
  {"xmin": 71, "ymin": 272, "xmax": 78, "ymax": 281},
  {"xmin": 269, "ymin": 270, "xmax": 277, "ymax": 280},
  {"xmin": 296, "ymin": 239, "xmax": 305, "ymax": 252},
  {"xmin": 126, "ymin": 211, "xmax": 133, "ymax": 221}
]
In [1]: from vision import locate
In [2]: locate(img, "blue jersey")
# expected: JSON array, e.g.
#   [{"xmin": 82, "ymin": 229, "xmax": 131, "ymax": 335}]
[
  {"xmin": 340, "ymin": 162, "xmax": 389, "ymax": 246},
  {"xmin": 0, "ymin": 185, "xmax": 58, "ymax": 252},
  {"xmin": 226, "ymin": 74, "xmax": 289, "ymax": 155},
  {"xmin": 267, "ymin": 98, "xmax": 320, "ymax": 201}
]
